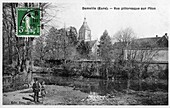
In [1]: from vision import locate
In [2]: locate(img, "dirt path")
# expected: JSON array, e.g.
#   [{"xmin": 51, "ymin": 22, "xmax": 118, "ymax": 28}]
[
  {"xmin": 2, "ymin": 85, "xmax": 141, "ymax": 105},
  {"xmin": 3, "ymin": 85, "xmax": 88, "ymax": 105},
  {"xmin": 3, "ymin": 85, "xmax": 168, "ymax": 105}
]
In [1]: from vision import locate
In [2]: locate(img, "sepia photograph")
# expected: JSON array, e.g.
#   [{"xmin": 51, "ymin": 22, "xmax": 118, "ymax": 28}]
[{"xmin": 2, "ymin": 0, "xmax": 169, "ymax": 106}]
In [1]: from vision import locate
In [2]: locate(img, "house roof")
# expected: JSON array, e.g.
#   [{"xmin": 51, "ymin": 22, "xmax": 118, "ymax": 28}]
[
  {"xmin": 86, "ymin": 40, "xmax": 97, "ymax": 48},
  {"xmin": 112, "ymin": 41, "xmax": 127, "ymax": 49},
  {"xmin": 155, "ymin": 35, "xmax": 168, "ymax": 47},
  {"xmin": 135, "ymin": 35, "xmax": 168, "ymax": 48},
  {"xmin": 76, "ymin": 40, "xmax": 97, "ymax": 49},
  {"xmin": 113, "ymin": 34, "xmax": 168, "ymax": 49},
  {"xmin": 134, "ymin": 37, "xmax": 161, "ymax": 44}
]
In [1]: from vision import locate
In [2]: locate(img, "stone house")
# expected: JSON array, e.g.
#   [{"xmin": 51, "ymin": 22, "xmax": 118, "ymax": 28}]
[{"xmin": 113, "ymin": 33, "xmax": 168, "ymax": 78}]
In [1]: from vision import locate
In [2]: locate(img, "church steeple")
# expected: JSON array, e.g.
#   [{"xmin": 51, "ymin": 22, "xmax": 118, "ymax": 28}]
[
  {"xmin": 78, "ymin": 18, "xmax": 91, "ymax": 41},
  {"xmin": 83, "ymin": 17, "xmax": 86, "ymax": 23}
]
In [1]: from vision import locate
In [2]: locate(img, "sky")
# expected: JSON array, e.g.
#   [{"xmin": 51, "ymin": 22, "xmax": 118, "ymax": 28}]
[{"xmin": 45, "ymin": 0, "xmax": 170, "ymax": 40}]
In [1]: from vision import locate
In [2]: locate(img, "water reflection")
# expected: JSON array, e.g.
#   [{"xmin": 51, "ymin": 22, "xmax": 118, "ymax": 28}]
[{"xmin": 38, "ymin": 74, "xmax": 168, "ymax": 96}]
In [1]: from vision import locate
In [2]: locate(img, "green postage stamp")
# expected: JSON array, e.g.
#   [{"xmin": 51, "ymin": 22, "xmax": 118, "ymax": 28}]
[{"xmin": 17, "ymin": 8, "xmax": 40, "ymax": 37}]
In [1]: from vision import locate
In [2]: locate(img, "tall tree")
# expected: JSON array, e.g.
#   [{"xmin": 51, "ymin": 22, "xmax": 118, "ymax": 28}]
[
  {"xmin": 98, "ymin": 30, "xmax": 112, "ymax": 79},
  {"xmin": 113, "ymin": 28, "xmax": 136, "ymax": 78},
  {"xmin": 76, "ymin": 40, "xmax": 91, "ymax": 59},
  {"xmin": 33, "ymin": 26, "xmax": 78, "ymax": 61},
  {"xmin": 3, "ymin": 3, "xmax": 54, "ymax": 87}
]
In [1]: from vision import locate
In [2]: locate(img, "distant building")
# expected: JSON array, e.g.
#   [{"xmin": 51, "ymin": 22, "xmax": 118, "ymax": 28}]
[
  {"xmin": 113, "ymin": 33, "xmax": 168, "ymax": 74},
  {"xmin": 77, "ymin": 18, "xmax": 98, "ymax": 59},
  {"xmin": 124, "ymin": 33, "xmax": 168, "ymax": 63},
  {"xmin": 78, "ymin": 17, "xmax": 91, "ymax": 41}
]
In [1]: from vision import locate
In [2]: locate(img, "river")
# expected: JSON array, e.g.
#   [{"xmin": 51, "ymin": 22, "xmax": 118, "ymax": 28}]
[{"xmin": 34, "ymin": 73, "xmax": 168, "ymax": 105}]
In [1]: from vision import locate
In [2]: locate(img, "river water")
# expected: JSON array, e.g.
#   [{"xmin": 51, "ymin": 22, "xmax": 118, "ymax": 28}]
[
  {"xmin": 34, "ymin": 74, "xmax": 168, "ymax": 105},
  {"xmin": 36, "ymin": 74, "xmax": 168, "ymax": 94}
]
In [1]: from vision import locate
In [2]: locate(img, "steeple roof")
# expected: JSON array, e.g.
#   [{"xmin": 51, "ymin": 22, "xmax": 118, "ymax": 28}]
[{"xmin": 79, "ymin": 17, "xmax": 90, "ymax": 31}]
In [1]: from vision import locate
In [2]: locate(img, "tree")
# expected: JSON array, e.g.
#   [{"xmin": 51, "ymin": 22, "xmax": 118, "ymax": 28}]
[
  {"xmin": 32, "ymin": 34, "xmax": 48, "ymax": 66},
  {"xmin": 112, "ymin": 28, "xmax": 137, "ymax": 79},
  {"xmin": 33, "ymin": 26, "xmax": 78, "ymax": 62},
  {"xmin": 128, "ymin": 41, "xmax": 159, "ymax": 79},
  {"xmin": 67, "ymin": 26, "xmax": 78, "ymax": 45},
  {"xmin": 76, "ymin": 40, "xmax": 91, "ymax": 59},
  {"xmin": 113, "ymin": 27, "xmax": 160, "ymax": 81},
  {"xmin": 114, "ymin": 28, "xmax": 136, "ymax": 46},
  {"xmin": 98, "ymin": 30, "xmax": 112, "ymax": 79},
  {"xmin": 3, "ymin": 3, "xmax": 55, "ymax": 87}
]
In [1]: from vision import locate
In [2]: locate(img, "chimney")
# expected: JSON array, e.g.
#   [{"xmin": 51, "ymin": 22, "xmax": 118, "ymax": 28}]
[{"xmin": 164, "ymin": 33, "xmax": 168, "ymax": 39}]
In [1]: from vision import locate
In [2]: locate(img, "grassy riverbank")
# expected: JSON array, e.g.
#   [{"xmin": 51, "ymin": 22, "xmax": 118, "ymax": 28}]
[
  {"xmin": 3, "ymin": 84, "xmax": 168, "ymax": 105},
  {"xmin": 3, "ymin": 85, "xmax": 88, "ymax": 105}
]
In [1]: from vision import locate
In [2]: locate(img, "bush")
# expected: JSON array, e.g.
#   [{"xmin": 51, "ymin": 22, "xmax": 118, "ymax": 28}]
[
  {"xmin": 158, "ymin": 68, "xmax": 168, "ymax": 79},
  {"xmin": 3, "ymin": 74, "xmax": 29, "ymax": 92}
]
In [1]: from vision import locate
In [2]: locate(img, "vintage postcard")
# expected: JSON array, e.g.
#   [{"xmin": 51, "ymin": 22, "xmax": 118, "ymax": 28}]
[{"xmin": 1, "ymin": 0, "xmax": 169, "ymax": 107}]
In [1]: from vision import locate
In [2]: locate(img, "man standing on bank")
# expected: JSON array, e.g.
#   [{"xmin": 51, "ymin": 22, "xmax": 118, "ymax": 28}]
[
  {"xmin": 32, "ymin": 78, "xmax": 40, "ymax": 103},
  {"xmin": 40, "ymin": 81, "xmax": 46, "ymax": 103}
]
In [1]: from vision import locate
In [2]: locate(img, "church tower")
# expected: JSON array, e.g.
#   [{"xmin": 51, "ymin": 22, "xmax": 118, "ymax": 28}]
[{"xmin": 78, "ymin": 18, "xmax": 91, "ymax": 41}]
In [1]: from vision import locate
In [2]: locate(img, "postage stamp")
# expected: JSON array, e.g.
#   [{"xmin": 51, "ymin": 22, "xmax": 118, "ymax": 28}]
[{"xmin": 17, "ymin": 8, "xmax": 40, "ymax": 37}]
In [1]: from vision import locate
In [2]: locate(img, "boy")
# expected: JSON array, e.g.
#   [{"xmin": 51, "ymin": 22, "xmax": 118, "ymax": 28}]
[{"xmin": 32, "ymin": 78, "xmax": 40, "ymax": 103}]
